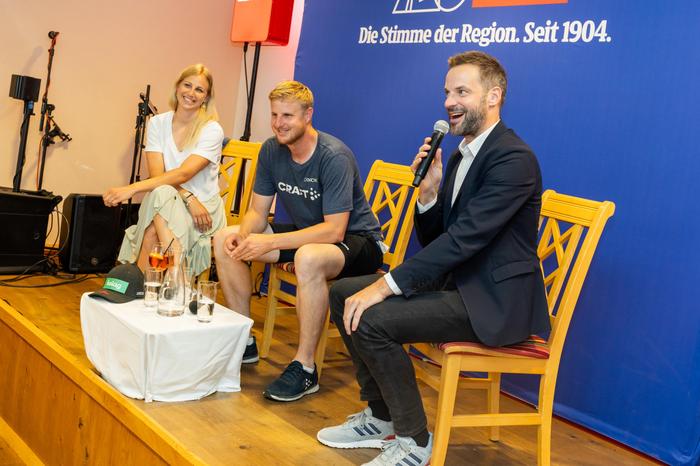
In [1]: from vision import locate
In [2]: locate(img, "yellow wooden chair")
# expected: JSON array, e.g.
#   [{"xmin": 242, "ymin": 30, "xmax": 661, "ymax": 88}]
[
  {"xmin": 260, "ymin": 160, "xmax": 420, "ymax": 377},
  {"xmin": 410, "ymin": 189, "xmax": 615, "ymax": 466},
  {"xmin": 219, "ymin": 140, "xmax": 261, "ymax": 226},
  {"xmin": 199, "ymin": 140, "xmax": 261, "ymax": 280}
]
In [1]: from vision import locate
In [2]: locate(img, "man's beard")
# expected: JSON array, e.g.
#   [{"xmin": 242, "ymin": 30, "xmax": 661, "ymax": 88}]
[
  {"xmin": 275, "ymin": 126, "xmax": 304, "ymax": 146},
  {"xmin": 449, "ymin": 98, "xmax": 487, "ymax": 137}
]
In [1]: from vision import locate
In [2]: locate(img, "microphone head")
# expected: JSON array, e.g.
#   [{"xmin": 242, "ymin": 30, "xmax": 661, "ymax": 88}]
[
  {"xmin": 48, "ymin": 31, "xmax": 59, "ymax": 39},
  {"xmin": 434, "ymin": 120, "xmax": 449, "ymax": 134}
]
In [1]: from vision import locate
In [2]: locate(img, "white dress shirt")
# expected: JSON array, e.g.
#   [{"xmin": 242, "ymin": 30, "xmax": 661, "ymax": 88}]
[{"xmin": 384, "ymin": 120, "xmax": 500, "ymax": 295}]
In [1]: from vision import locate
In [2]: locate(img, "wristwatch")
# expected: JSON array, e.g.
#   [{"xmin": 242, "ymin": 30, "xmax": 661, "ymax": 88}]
[{"xmin": 180, "ymin": 191, "xmax": 194, "ymax": 207}]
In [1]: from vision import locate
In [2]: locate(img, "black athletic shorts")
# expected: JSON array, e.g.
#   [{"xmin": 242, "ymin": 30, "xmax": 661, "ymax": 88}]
[{"xmin": 270, "ymin": 223, "xmax": 384, "ymax": 279}]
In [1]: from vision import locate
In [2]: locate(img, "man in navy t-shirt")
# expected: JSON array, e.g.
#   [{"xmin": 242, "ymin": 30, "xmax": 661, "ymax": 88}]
[{"xmin": 213, "ymin": 81, "xmax": 383, "ymax": 402}]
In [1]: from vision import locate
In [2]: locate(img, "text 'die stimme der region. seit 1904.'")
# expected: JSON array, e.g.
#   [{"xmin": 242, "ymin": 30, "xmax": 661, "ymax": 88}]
[{"xmin": 358, "ymin": 20, "xmax": 611, "ymax": 47}]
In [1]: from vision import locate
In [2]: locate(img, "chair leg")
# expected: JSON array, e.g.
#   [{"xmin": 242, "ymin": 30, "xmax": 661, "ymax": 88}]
[
  {"xmin": 314, "ymin": 310, "xmax": 331, "ymax": 379},
  {"xmin": 537, "ymin": 373, "xmax": 555, "ymax": 466},
  {"xmin": 431, "ymin": 353, "xmax": 460, "ymax": 466},
  {"xmin": 260, "ymin": 267, "xmax": 281, "ymax": 358},
  {"xmin": 487, "ymin": 372, "xmax": 501, "ymax": 441}
]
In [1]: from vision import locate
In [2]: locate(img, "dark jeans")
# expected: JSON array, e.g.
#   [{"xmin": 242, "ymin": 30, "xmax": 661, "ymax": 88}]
[{"xmin": 329, "ymin": 274, "xmax": 480, "ymax": 437}]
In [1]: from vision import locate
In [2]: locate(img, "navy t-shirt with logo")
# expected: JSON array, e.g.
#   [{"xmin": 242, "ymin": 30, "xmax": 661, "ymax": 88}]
[{"xmin": 253, "ymin": 131, "xmax": 382, "ymax": 241}]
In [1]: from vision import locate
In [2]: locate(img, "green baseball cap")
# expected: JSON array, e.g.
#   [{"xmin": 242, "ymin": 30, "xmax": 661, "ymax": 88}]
[{"xmin": 89, "ymin": 263, "xmax": 145, "ymax": 303}]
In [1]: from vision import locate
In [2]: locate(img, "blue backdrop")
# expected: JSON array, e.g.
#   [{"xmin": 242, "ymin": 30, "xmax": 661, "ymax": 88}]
[{"xmin": 294, "ymin": 1, "xmax": 700, "ymax": 464}]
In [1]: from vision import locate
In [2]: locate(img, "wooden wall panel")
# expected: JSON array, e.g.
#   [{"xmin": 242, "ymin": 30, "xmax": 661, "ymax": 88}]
[{"xmin": 0, "ymin": 300, "xmax": 204, "ymax": 465}]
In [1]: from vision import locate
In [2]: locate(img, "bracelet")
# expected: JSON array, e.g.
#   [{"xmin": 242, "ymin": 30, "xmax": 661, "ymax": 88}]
[{"xmin": 180, "ymin": 191, "xmax": 193, "ymax": 204}]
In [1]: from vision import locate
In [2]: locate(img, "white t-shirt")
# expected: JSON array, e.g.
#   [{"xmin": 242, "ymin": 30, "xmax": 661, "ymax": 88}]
[{"xmin": 144, "ymin": 111, "xmax": 224, "ymax": 201}]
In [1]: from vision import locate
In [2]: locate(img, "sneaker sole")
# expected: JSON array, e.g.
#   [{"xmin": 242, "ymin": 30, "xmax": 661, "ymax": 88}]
[
  {"xmin": 263, "ymin": 384, "xmax": 319, "ymax": 402},
  {"xmin": 316, "ymin": 435, "xmax": 391, "ymax": 449},
  {"xmin": 241, "ymin": 355, "xmax": 259, "ymax": 364}
]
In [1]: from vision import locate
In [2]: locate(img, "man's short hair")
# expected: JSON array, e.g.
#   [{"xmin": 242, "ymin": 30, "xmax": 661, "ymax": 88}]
[
  {"xmin": 268, "ymin": 80, "xmax": 314, "ymax": 110},
  {"xmin": 448, "ymin": 51, "xmax": 507, "ymax": 107}
]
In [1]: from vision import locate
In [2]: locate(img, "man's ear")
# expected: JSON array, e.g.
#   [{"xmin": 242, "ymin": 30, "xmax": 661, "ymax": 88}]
[
  {"xmin": 304, "ymin": 106, "xmax": 314, "ymax": 123},
  {"xmin": 488, "ymin": 87, "xmax": 502, "ymax": 108}
]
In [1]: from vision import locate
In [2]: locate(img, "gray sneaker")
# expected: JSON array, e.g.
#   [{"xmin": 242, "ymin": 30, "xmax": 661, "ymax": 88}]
[
  {"xmin": 317, "ymin": 408, "xmax": 395, "ymax": 449},
  {"xmin": 362, "ymin": 433, "xmax": 432, "ymax": 466}
]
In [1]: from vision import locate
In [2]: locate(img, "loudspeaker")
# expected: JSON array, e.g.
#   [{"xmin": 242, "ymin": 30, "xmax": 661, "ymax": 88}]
[
  {"xmin": 59, "ymin": 194, "xmax": 121, "ymax": 273},
  {"xmin": 0, "ymin": 187, "xmax": 61, "ymax": 274},
  {"xmin": 230, "ymin": 0, "xmax": 294, "ymax": 45},
  {"xmin": 9, "ymin": 74, "xmax": 41, "ymax": 102}
]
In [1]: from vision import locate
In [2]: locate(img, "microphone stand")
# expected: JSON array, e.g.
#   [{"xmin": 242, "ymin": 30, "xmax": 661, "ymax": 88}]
[
  {"xmin": 38, "ymin": 106, "xmax": 72, "ymax": 190},
  {"xmin": 233, "ymin": 41, "xmax": 262, "ymax": 214},
  {"xmin": 240, "ymin": 42, "xmax": 261, "ymax": 143},
  {"xmin": 12, "ymin": 99, "xmax": 35, "ymax": 192},
  {"xmin": 123, "ymin": 85, "xmax": 155, "ymax": 229},
  {"xmin": 37, "ymin": 32, "xmax": 71, "ymax": 191}
]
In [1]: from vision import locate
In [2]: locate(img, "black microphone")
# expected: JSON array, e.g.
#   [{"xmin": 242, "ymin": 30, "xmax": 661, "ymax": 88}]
[
  {"xmin": 140, "ymin": 92, "xmax": 158, "ymax": 115},
  {"xmin": 412, "ymin": 120, "xmax": 449, "ymax": 187},
  {"xmin": 48, "ymin": 31, "xmax": 59, "ymax": 39}
]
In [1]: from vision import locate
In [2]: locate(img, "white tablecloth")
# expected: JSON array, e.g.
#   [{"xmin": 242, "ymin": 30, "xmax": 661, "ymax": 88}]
[{"xmin": 80, "ymin": 293, "xmax": 253, "ymax": 402}]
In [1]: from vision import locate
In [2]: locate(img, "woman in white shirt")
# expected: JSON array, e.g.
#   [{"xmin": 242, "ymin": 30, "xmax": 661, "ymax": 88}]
[{"xmin": 103, "ymin": 64, "xmax": 226, "ymax": 276}]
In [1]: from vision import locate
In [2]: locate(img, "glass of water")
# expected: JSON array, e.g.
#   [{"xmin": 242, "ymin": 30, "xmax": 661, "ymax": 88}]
[
  {"xmin": 196, "ymin": 281, "xmax": 217, "ymax": 323},
  {"xmin": 182, "ymin": 266, "xmax": 195, "ymax": 304},
  {"xmin": 144, "ymin": 267, "xmax": 163, "ymax": 308}
]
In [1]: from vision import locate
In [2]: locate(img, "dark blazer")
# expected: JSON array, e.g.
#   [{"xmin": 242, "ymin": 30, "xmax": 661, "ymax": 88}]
[{"xmin": 391, "ymin": 121, "xmax": 550, "ymax": 347}]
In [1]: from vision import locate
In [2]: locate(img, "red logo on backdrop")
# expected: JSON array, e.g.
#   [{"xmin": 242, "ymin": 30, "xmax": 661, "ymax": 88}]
[
  {"xmin": 392, "ymin": 0, "xmax": 567, "ymax": 14},
  {"xmin": 473, "ymin": 0, "xmax": 567, "ymax": 7}
]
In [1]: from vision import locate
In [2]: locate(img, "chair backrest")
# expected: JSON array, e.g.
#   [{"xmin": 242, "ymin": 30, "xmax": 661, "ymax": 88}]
[
  {"xmin": 363, "ymin": 160, "xmax": 420, "ymax": 270},
  {"xmin": 537, "ymin": 189, "xmax": 615, "ymax": 359},
  {"xmin": 219, "ymin": 140, "xmax": 262, "ymax": 225}
]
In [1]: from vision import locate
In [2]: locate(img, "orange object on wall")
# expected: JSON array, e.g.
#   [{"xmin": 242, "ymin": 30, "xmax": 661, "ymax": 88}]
[{"xmin": 230, "ymin": 0, "xmax": 294, "ymax": 45}]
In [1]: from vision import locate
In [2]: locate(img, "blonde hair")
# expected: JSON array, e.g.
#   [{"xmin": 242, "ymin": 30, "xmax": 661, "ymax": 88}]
[
  {"xmin": 168, "ymin": 64, "xmax": 219, "ymax": 148},
  {"xmin": 268, "ymin": 80, "xmax": 314, "ymax": 110}
]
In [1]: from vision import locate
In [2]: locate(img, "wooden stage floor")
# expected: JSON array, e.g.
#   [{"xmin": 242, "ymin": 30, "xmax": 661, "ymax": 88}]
[{"xmin": 0, "ymin": 275, "xmax": 655, "ymax": 465}]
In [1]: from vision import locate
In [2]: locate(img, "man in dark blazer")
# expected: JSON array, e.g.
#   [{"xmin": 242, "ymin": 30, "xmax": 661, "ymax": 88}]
[{"xmin": 316, "ymin": 51, "xmax": 550, "ymax": 466}]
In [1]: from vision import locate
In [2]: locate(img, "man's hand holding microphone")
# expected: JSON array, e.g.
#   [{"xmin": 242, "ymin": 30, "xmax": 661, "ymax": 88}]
[{"xmin": 411, "ymin": 120, "xmax": 449, "ymax": 205}]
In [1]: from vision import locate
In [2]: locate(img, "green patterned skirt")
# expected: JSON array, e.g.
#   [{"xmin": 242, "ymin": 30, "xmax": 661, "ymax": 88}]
[{"xmin": 117, "ymin": 185, "xmax": 225, "ymax": 276}]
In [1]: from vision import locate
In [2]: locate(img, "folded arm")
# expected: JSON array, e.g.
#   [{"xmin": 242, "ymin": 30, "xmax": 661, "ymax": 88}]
[{"xmin": 103, "ymin": 153, "xmax": 210, "ymax": 206}]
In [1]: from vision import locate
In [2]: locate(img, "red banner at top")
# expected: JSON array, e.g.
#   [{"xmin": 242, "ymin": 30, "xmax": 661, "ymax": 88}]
[{"xmin": 472, "ymin": 0, "xmax": 567, "ymax": 7}]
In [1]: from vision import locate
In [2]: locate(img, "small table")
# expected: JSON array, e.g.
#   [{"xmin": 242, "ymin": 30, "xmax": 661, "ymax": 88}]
[{"xmin": 80, "ymin": 293, "xmax": 253, "ymax": 402}]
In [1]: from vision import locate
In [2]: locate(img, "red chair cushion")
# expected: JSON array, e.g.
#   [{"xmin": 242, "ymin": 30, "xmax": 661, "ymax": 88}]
[
  {"xmin": 438, "ymin": 335, "xmax": 550, "ymax": 359},
  {"xmin": 275, "ymin": 262, "xmax": 296, "ymax": 273}
]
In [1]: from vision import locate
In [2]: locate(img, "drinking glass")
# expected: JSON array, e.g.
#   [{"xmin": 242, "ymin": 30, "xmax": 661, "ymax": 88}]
[
  {"xmin": 168, "ymin": 244, "xmax": 182, "ymax": 267},
  {"xmin": 143, "ymin": 267, "xmax": 163, "ymax": 308},
  {"xmin": 182, "ymin": 266, "xmax": 195, "ymax": 307},
  {"xmin": 148, "ymin": 242, "xmax": 169, "ymax": 271},
  {"xmin": 196, "ymin": 281, "xmax": 217, "ymax": 323},
  {"xmin": 157, "ymin": 249, "xmax": 186, "ymax": 317}
]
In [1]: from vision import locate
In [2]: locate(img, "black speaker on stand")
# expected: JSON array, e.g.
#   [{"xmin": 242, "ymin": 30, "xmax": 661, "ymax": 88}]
[{"xmin": 59, "ymin": 194, "xmax": 121, "ymax": 273}]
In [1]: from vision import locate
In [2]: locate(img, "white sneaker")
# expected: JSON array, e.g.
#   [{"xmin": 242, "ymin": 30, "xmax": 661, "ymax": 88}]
[
  {"xmin": 362, "ymin": 433, "xmax": 432, "ymax": 466},
  {"xmin": 317, "ymin": 408, "xmax": 395, "ymax": 449}
]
